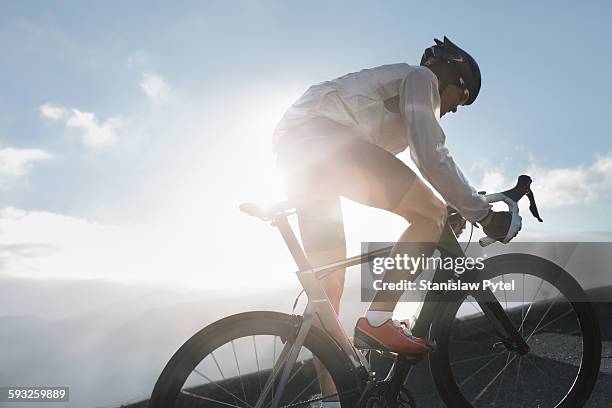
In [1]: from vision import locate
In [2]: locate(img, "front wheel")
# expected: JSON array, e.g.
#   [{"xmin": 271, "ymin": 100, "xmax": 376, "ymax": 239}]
[
  {"xmin": 429, "ymin": 253, "xmax": 601, "ymax": 408},
  {"xmin": 148, "ymin": 311, "xmax": 363, "ymax": 407}
]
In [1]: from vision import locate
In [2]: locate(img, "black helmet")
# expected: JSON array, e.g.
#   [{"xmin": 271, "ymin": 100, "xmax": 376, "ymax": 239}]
[{"xmin": 421, "ymin": 36, "xmax": 481, "ymax": 105}]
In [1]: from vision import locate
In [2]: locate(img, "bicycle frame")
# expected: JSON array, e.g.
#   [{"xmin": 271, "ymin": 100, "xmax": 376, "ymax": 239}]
[{"xmin": 255, "ymin": 213, "xmax": 525, "ymax": 408}]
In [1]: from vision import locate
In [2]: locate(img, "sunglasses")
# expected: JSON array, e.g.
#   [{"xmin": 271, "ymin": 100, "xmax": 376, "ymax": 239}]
[{"xmin": 457, "ymin": 77, "xmax": 470, "ymax": 106}]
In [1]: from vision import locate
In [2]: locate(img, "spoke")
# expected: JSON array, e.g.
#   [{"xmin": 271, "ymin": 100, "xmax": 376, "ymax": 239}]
[
  {"xmin": 193, "ymin": 368, "xmax": 253, "ymax": 408},
  {"xmin": 286, "ymin": 360, "xmax": 307, "ymax": 385},
  {"xmin": 452, "ymin": 352, "xmax": 505, "ymax": 366},
  {"xmin": 282, "ymin": 392, "xmax": 342, "ymax": 408},
  {"xmin": 231, "ymin": 340, "xmax": 248, "ymax": 403},
  {"xmin": 523, "ymin": 355, "xmax": 572, "ymax": 398},
  {"xmin": 181, "ymin": 389, "xmax": 244, "ymax": 407},
  {"xmin": 450, "ymin": 339, "xmax": 494, "ymax": 346},
  {"xmin": 519, "ymin": 278, "xmax": 545, "ymax": 332},
  {"xmin": 210, "ymin": 350, "xmax": 238, "ymax": 406},
  {"xmin": 212, "ymin": 351, "xmax": 227, "ymax": 380},
  {"xmin": 259, "ymin": 336, "xmax": 295, "ymax": 408},
  {"xmin": 471, "ymin": 353, "xmax": 517, "ymax": 405},
  {"xmin": 286, "ymin": 370, "xmax": 323, "ymax": 406},
  {"xmin": 464, "ymin": 299, "xmax": 507, "ymax": 341},
  {"xmin": 532, "ymin": 304, "xmax": 574, "ymax": 335},
  {"xmin": 521, "ymin": 274, "xmax": 525, "ymax": 337},
  {"xmin": 272, "ymin": 336, "xmax": 277, "ymax": 402},
  {"xmin": 526, "ymin": 293, "xmax": 560, "ymax": 342},
  {"xmin": 493, "ymin": 352, "xmax": 513, "ymax": 405},
  {"xmin": 511, "ymin": 357, "xmax": 522, "ymax": 408},
  {"xmin": 253, "ymin": 336, "xmax": 262, "ymax": 394},
  {"xmin": 523, "ymin": 355, "xmax": 548, "ymax": 376},
  {"xmin": 460, "ymin": 315, "xmax": 506, "ymax": 343},
  {"xmin": 459, "ymin": 352, "xmax": 505, "ymax": 387}
]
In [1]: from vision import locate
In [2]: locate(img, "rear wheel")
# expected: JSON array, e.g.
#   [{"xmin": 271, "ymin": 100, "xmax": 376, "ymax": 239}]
[
  {"xmin": 148, "ymin": 311, "xmax": 363, "ymax": 407},
  {"xmin": 430, "ymin": 254, "xmax": 601, "ymax": 408}
]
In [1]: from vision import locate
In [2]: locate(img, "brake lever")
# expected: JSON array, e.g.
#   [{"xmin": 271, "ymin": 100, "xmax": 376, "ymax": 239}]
[
  {"xmin": 500, "ymin": 175, "xmax": 543, "ymax": 222},
  {"xmin": 479, "ymin": 174, "xmax": 543, "ymax": 247},
  {"xmin": 526, "ymin": 190, "xmax": 543, "ymax": 222}
]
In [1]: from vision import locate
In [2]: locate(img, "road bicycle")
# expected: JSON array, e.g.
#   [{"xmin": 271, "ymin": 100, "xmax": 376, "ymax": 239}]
[{"xmin": 148, "ymin": 175, "xmax": 601, "ymax": 407}]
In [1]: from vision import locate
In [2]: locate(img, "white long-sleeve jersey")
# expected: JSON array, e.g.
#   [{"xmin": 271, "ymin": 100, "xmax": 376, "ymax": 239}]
[{"xmin": 272, "ymin": 63, "xmax": 491, "ymax": 222}]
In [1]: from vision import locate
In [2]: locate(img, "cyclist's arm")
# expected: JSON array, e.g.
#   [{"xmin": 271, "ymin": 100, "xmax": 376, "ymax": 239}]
[{"xmin": 400, "ymin": 67, "xmax": 491, "ymax": 223}]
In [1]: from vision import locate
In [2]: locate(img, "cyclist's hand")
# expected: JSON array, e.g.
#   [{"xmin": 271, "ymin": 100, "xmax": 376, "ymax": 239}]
[
  {"xmin": 447, "ymin": 207, "xmax": 467, "ymax": 237},
  {"xmin": 479, "ymin": 210, "xmax": 517, "ymax": 242}
]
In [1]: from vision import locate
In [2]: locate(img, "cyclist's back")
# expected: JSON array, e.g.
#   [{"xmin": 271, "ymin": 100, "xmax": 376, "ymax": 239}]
[{"xmin": 273, "ymin": 63, "xmax": 423, "ymax": 155}]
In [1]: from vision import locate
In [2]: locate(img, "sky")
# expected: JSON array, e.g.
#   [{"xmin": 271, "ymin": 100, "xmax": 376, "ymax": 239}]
[
  {"xmin": 1, "ymin": 0, "xmax": 612, "ymax": 290},
  {"xmin": 1, "ymin": 2, "xmax": 612, "ymax": 406}
]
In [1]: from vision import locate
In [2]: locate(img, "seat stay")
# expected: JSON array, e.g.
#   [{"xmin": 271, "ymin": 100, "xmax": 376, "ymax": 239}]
[
  {"xmin": 296, "ymin": 267, "xmax": 371, "ymax": 371},
  {"xmin": 263, "ymin": 304, "xmax": 316, "ymax": 408}
]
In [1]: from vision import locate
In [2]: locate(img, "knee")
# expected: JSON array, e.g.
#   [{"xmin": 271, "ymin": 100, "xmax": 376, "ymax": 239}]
[
  {"xmin": 410, "ymin": 198, "xmax": 447, "ymax": 237},
  {"xmin": 431, "ymin": 198, "xmax": 448, "ymax": 233},
  {"xmin": 391, "ymin": 179, "xmax": 447, "ymax": 234}
]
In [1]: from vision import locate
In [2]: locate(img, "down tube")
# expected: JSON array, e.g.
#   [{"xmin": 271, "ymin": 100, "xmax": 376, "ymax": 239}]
[{"xmin": 411, "ymin": 224, "xmax": 466, "ymax": 337}]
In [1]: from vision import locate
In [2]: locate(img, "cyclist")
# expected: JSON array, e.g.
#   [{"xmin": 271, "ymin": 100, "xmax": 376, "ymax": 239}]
[{"xmin": 273, "ymin": 37, "xmax": 518, "ymax": 406}]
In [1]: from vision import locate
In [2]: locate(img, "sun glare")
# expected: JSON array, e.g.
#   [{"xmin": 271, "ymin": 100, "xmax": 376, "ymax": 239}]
[{"xmin": 143, "ymin": 87, "xmax": 306, "ymax": 291}]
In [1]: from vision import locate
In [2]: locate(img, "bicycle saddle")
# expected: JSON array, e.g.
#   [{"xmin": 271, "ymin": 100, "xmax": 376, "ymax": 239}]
[{"xmin": 239, "ymin": 201, "xmax": 295, "ymax": 221}]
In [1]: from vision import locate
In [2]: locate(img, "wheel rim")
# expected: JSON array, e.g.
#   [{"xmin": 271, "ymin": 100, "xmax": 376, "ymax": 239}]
[
  {"xmin": 443, "ymin": 271, "xmax": 586, "ymax": 407},
  {"xmin": 175, "ymin": 334, "xmax": 343, "ymax": 407}
]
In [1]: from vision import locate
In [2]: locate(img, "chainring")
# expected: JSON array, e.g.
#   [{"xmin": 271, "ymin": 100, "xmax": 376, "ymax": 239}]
[{"xmin": 362, "ymin": 382, "xmax": 416, "ymax": 408}]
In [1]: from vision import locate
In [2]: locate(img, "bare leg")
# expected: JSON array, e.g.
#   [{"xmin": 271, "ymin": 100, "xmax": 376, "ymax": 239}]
[
  {"xmin": 368, "ymin": 178, "xmax": 447, "ymax": 313},
  {"xmin": 307, "ymin": 247, "xmax": 345, "ymax": 400},
  {"xmin": 294, "ymin": 198, "xmax": 346, "ymax": 400}
]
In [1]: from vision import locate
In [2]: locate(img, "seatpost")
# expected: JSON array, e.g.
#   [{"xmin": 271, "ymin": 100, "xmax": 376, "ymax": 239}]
[{"xmin": 272, "ymin": 216, "xmax": 312, "ymax": 271}]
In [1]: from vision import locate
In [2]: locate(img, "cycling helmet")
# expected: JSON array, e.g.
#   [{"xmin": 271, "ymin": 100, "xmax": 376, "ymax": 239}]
[{"xmin": 420, "ymin": 36, "xmax": 481, "ymax": 105}]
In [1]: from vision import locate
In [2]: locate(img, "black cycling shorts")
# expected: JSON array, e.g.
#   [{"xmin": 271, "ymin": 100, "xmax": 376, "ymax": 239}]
[{"xmin": 275, "ymin": 118, "xmax": 418, "ymax": 253}]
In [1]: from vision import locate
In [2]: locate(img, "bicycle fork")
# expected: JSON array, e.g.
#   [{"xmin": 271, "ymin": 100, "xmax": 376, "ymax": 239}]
[{"xmin": 478, "ymin": 289, "xmax": 530, "ymax": 354}]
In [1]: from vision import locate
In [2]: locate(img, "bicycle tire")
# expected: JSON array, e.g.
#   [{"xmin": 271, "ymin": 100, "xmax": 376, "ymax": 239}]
[
  {"xmin": 148, "ymin": 311, "xmax": 363, "ymax": 407},
  {"xmin": 429, "ymin": 253, "xmax": 601, "ymax": 408}
]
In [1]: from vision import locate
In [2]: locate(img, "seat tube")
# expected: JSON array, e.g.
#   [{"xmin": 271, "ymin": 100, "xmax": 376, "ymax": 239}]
[{"xmin": 273, "ymin": 216, "xmax": 312, "ymax": 271}]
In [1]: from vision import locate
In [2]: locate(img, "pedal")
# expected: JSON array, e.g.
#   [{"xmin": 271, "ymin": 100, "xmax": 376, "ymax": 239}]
[
  {"xmin": 353, "ymin": 333, "xmax": 387, "ymax": 351},
  {"xmin": 396, "ymin": 354, "xmax": 424, "ymax": 365}
]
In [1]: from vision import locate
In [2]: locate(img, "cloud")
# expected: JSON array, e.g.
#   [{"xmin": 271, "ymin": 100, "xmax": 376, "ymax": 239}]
[
  {"xmin": 0, "ymin": 147, "xmax": 51, "ymax": 184},
  {"xmin": 477, "ymin": 151, "xmax": 612, "ymax": 209},
  {"xmin": 528, "ymin": 153, "xmax": 612, "ymax": 208},
  {"xmin": 0, "ymin": 207, "xmax": 146, "ymax": 281},
  {"xmin": 480, "ymin": 170, "xmax": 508, "ymax": 193},
  {"xmin": 139, "ymin": 72, "xmax": 170, "ymax": 105},
  {"xmin": 40, "ymin": 103, "xmax": 122, "ymax": 147},
  {"xmin": 39, "ymin": 103, "xmax": 66, "ymax": 120}
]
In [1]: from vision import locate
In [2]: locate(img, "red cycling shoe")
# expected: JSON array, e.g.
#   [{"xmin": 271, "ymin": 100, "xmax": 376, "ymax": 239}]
[{"xmin": 353, "ymin": 317, "xmax": 433, "ymax": 355}]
